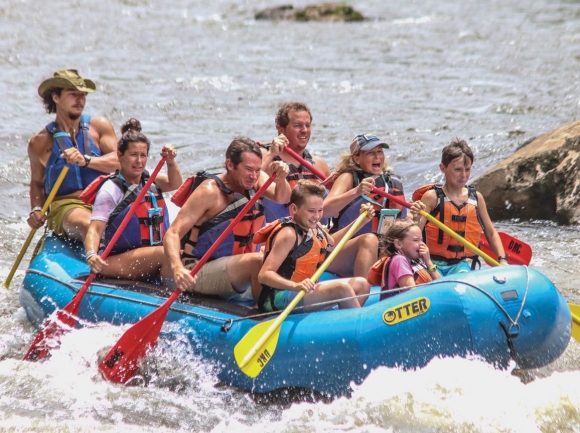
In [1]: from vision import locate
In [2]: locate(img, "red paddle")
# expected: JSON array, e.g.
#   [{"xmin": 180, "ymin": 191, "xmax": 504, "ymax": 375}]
[
  {"xmin": 98, "ymin": 173, "xmax": 277, "ymax": 384},
  {"xmin": 23, "ymin": 157, "xmax": 168, "ymax": 362},
  {"xmin": 479, "ymin": 232, "xmax": 532, "ymax": 265},
  {"xmin": 283, "ymin": 146, "xmax": 532, "ymax": 265}
]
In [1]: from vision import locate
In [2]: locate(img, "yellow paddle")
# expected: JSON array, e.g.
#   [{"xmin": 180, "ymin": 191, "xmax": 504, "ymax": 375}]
[
  {"xmin": 374, "ymin": 190, "xmax": 580, "ymax": 342},
  {"xmin": 285, "ymin": 146, "xmax": 579, "ymax": 343},
  {"xmin": 234, "ymin": 210, "xmax": 369, "ymax": 378},
  {"xmin": 3, "ymin": 165, "xmax": 69, "ymax": 288},
  {"xmin": 567, "ymin": 304, "xmax": 580, "ymax": 341}
]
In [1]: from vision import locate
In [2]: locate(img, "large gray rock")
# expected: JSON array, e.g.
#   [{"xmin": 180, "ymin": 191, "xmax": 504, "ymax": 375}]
[
  {"xmin": 474, "ymin": 120, "xmax": 580, "ymax": 225},
  {"xmin": 255, "ymin": 3, "xmax": 365, "ymax": 22}
]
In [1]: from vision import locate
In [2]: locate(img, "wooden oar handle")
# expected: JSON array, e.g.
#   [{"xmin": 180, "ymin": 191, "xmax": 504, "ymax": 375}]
[{"xmin": 3, "ymin": 165, "xmax": 71, "ymax": 289}]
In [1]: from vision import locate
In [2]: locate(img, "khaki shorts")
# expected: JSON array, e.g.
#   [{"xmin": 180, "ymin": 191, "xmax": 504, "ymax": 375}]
[
  {"xmin": 47, "ymin": 198, "xmax": 92, "ymax": 236},
  {"xmin": 184, "ymin": 256, "xmax": 239, "ymax": 298}
]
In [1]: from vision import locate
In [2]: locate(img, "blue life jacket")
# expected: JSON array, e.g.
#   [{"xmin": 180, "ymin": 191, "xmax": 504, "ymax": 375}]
[
  {"xmin": 92, "ymin": 171, "xmax": 169, "ymax": 255},
  {"xmin": 180, "ymin": 172, "xmax": 265, "ymax": 263},
  {"xmin": 330, "ymin": 171, "xmax": 406, "ymax": 235},
  {"xmin": 44, "ymin": 114, "xmax": 105, "ymax": 196}
]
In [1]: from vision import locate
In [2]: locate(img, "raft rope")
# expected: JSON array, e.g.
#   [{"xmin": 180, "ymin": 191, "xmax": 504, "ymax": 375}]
[
  {"xmin": 220, "ymin": 266, "xmax": 532, "ymax": 341},
  {"xmin": 27, "ymin": 266, "xmax": 531, "ymax": 355}
]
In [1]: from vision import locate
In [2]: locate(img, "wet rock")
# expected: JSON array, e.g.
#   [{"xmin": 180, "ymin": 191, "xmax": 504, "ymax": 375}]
[
  {"xmin": 474, "ymin": 120, "xmax": 580, "ymax": 224},
  {"xmin": 255, "ymin": 3, "xmax": 365, "ymax": 22}
]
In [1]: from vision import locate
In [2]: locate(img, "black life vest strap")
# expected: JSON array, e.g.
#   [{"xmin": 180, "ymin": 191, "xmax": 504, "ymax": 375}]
[
  {"xmin": 81, "ymin": 119, "xmax": 90, "ymax": 154},
  {"xmin": 258, "ymin": 219, "xmax": 306, "ymax": 312},
  {"xmin": 435, "ymin": 186, "xmax": 445, "ymax": 245},
  {"xmin": 107, "ymin": 170, "xmax": 151, "ymax": 226}
]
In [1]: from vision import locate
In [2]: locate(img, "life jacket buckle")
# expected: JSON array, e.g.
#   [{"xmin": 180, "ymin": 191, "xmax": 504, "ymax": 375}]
[{"xmin": 148, "ymin": 207, "xmax": 163, "ymax": 245}]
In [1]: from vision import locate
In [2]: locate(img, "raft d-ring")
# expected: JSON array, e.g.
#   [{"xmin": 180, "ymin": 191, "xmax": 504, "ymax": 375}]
[
  {"xmin": 221, "ymin": 319, "xmax": 233, "ymax": 333},
  {"xmin": 493, "ymin": 275, "xmax": 506, "ymax": 284},
  {"xmin": 508, "ymin": 322, "xmax": 521, "ymax": 338}
]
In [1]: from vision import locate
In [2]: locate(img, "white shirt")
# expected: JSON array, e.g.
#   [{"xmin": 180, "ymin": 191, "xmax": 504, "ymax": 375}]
[{"xmin": 90, "ymin": 179, "xmax": 125, "ymax": 222}]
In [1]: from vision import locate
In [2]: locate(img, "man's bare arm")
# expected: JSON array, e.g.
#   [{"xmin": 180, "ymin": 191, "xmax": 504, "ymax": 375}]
[
  {"xmin": 312, "ymin": 154, "xmax": 331, "ymax": 179},
  {"xmin": 89, "ymin": 117, "xmax": 119, "ymax": 173}
]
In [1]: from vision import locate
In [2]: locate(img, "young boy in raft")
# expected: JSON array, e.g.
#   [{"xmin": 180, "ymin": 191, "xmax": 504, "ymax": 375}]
[
  {"xmin": 413, "ymin": 138, "xmax": 508, "ymax": 275},
  {"xmin": 254, "ymin": 180, "xmax": 373, "ymax": 312},
  {"xmin": 368, "ymin": 220, "xmax": 441, "ymax": 300}
]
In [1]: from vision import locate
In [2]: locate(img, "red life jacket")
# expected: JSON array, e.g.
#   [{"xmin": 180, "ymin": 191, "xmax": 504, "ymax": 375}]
[
  {"xmin": 368, "ymin": 256, "xmax": 433, "ymax": 300},
  {"xmin": 79, "ymin": 170, "xmax": 168, "ymax": 254},
  {"xmin": 171, "ymin": 174, "xmax": 198, "ymax": 207},
  {"xmin": 254, "ymin": 217, "xmax": 330, "ymax": 312},
  {"xmin": 413, "ymin": 183, "xmax": 482, "ymax": 261},
  {"xmin": 179, "ymin": 171, "xmax": 265, "ymax": 263}
]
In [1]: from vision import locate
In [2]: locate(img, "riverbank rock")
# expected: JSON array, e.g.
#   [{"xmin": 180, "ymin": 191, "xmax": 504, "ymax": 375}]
[
  {"xmin": 474, "ymin": 120, "xmax": 580, "ymax": 225},
  {"xmin": 255, "ymin": 3, "xmax": 365, "ymax": 22}
]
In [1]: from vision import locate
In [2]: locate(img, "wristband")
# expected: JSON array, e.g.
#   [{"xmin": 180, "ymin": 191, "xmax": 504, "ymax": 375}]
[
  {"xmin": 82, "ymin": 154, "xmax": 92, "ymax": 168},
  {"xmin": 427, "ymin": 264, "xmax": 437, "ymax": 273},
  {"xmin": 29, "ymin": 206, "xmax": 42, "ymax": 216},
  {"xmin": 85, "ymin": 250, "xmax": 97, "ymax": 262},
  {"xmin": 497, "ymin": 255, "xmax": 508, "ymax": 263}
]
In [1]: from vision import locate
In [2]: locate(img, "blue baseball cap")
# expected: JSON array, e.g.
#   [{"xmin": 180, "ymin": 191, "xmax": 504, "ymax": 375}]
[{"xmin": 350, "ymin": 134, "xmax": 389, "ymax": 154}]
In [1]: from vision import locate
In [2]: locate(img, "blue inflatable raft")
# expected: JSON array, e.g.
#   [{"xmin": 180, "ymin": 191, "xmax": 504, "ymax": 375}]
[{"xmin": 20, "ymin": 235, "xmax": 571, "ymax": 395}]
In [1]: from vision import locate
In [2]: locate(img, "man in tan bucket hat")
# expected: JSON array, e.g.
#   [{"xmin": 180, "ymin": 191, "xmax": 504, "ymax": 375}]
[{"xmin": 27, "ymin": 69, "xmax": 119, "ymax": 241}]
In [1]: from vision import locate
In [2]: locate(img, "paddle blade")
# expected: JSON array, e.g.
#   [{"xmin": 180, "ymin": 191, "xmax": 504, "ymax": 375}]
[
  {"xmin": 22, "ymin": 309, "xmax": 77, "ymax": 361},
  {"xmin": 98, "ymin": 294, "xmax": 175, "ymax": 384},
  {"xmin": 22, "ymin": 280, "xmax": 91, "ymax": 362},
  {"xmin": 568, "ymin": 303, "xmax": 580, "ymax": 342},
  {"xmin": 234, "ymin": 318, "xmax": 281, "ymax": 378},
  {"xmin": 479, "ymin": 232, "xmax": 532, "ymax": 266}
]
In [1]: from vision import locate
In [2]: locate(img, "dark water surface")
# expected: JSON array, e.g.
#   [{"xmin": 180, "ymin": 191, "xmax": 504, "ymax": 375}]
[{"xmin": 1, "ymin": 0, "xmax": 580, "ymax": 431}]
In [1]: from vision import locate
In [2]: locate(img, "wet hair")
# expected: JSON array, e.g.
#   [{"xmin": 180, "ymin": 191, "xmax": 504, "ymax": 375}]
[
  {"xmin": 441, "ymin": 137, "xmax": 474, "ymax": 167},
  {"xmin": 290, "ymin": 180, "xmax": 326, "ymax": 207},
  {"xmin": 379, "ymin": 220, "xmax": 419, "ymax": 258},
  {"xmin": 225, "ymin": 136, "xmax": 262, "ymax": 169},
  {"xmin": 275, "ymin": 102, "xmax": 312, "ymax": 128},
  {"xmin": 40, "ymin": 88, "xmax": 62, "ymax": 114},
  {"xmin": 118, "ymin": 118, "xmax": 150, "ymax": 155}
]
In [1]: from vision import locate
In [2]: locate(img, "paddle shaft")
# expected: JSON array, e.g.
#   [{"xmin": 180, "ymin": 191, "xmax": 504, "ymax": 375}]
[
  {"xmin": 23, "ymin": 157, "xmax": 168, "ymax": 362},
  {"xmin": 68, "ymin": 156, "xmax": 169, "ymax": 315},
  {"xmin": 237, "ymin": 210, "xmax": 369, "ymax": 370},
  {"xmin": 99, "ymin": 173, "xmax": 278, "ymax": 382},
  {"xmin": 134, "ymin": 174, "xmax": 278, "ymax": 319},
  {"xmin": 283, "ymin": 146, "xmax": 501, "ymax": 266},
  {"xmin": 3, "ymin": 166, "xmax": 70, "ymax": 288}
]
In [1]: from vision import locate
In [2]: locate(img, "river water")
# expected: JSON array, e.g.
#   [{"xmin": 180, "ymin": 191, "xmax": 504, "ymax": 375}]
[{"xmin": 1, "ymin": 0, "xmax": 580, "ymax": 431}]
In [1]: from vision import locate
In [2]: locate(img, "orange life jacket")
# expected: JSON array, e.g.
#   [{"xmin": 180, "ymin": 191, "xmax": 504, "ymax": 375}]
[
  {"xmin": 368, "ymin": 256, "xmax": 432, "ymax": 300},
  {"xmin": 330, "ymin": 170, "xmax": 405, "ymax": 234},
  {"xmin": 254, "ymin": 217, "xmax": 330, "ymax": 311},
  {"xmin": 179, "ymin": 171, "xmax": 265, "ymax": 263},
  {"xmin": 413, "ymin": 183, "xmax": 482, "ymax": 261}
]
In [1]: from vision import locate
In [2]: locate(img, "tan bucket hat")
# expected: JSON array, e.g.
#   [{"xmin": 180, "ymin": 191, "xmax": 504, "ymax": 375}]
[{"xmin": 37, "ymin": 69, "xmax": 96, "ymax": 97}]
